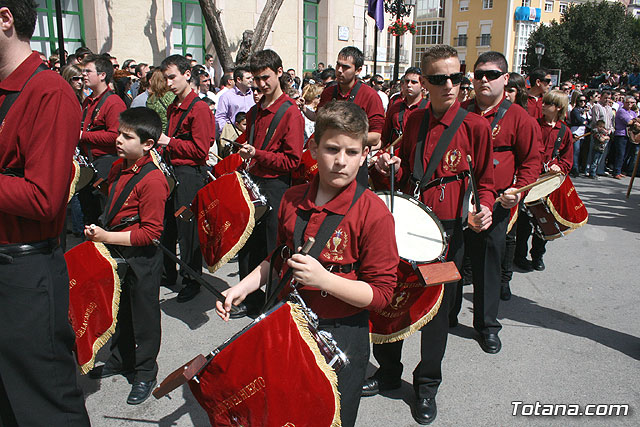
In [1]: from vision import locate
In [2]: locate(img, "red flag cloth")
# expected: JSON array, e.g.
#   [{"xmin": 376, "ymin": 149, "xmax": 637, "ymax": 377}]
[
  {"xmin": 542, "ymin": 175, "xmax": 588, "ymax": 239},
  {"xmin": 194, "ymin": 172, "xmax": 255, "ymax": 272},
  {"xmin": 66, "ymin": 241, "xmax": 121, "ymax": 374},
  {"xmin": 291, "ymin": 149, "xmax": 319, "ymax": 186},
  {"xmin": 189, "ymin": 302, "xmax": 340, "ymax": 426},
  {"xmin": 213, "ymin": 153, "xmax": 243, "ymax": 178},
  {"xmin": 369, "ymin": 261, "xmax": 444, "ymax": 344}
]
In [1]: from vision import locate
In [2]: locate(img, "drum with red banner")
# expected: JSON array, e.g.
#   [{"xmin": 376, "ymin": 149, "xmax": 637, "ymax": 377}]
[{"xmin": 66, "ymin": 241, "xmax": 125, "ymax": 374}]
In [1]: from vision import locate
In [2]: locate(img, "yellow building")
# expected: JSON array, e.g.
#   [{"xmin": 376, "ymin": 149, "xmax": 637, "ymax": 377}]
[{"xmin": 412, "ymin": 0, "xmax": 587, "ymax": 73}]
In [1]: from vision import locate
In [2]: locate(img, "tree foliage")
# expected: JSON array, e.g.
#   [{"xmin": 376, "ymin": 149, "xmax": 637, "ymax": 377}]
[{"xmin": 524, "ymin": 1, "xmax": 640, "ymax": 79}]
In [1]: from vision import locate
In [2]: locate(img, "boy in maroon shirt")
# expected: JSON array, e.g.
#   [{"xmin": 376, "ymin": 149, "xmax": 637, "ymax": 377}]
[
  {"xmin": 85, "ymin": 107, "xmax": 169, "ymax": 405},
  {"xmin": 370, "ymin": 45, "xmax": 495, "ymax": 425},
  {"xmin": 515, "ymin": 90, "xmax": 573, "ymax": 272},
  {"xmin": 217, "ymin": 101, "xmax": 398, "ymax": 426},
  {"xmin": 234, "ymin": 49, "xmax": 305, "ymax": 315},
  {"xmin": 0, "ymin": 2, "xmax": 89, "ymax": 424},
  {"xmin": 381, "ymin": 67, "xmax": 428, "ymax": 146},
  {"xmin": 157, "ymin": 54, "xmax": 215, "ymax": 302}
]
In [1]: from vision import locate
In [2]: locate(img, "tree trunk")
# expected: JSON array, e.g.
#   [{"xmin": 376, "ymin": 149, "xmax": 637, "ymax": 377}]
[
  {"xmin": 199, "ymin": 0, "xmax": 285, "ymax": 72},
  {"xmin": 198, "ymin": 0, "xmax": 234, "ymax": 72}
]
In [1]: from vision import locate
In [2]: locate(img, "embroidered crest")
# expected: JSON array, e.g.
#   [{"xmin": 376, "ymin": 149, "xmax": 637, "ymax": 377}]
[
  {"xmin": 389, "ymin": 291, "xmax": 409, "ymax": 310},
  {"xmin": 443, "ymin": 149, "xmax": 462, "ymax": 172},
  {"xmin": 492, "ymin": 123, "xmax": 501, "ymax": 139},
  {"xmin": 323, "ymin": 227, "xmax": 349, "ymax": 262}
]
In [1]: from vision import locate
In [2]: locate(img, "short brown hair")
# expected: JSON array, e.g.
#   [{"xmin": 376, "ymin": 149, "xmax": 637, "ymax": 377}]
[
  {"xmin": 543, "ymin": 90, "xmax": 569, "ymax": 119},
  {"xmin": 421, "ymin": 45, "xmax": 458, "ymax": 70},
  {"xmin": 315, "ymin": 100, "xmax": 368, "ymax": 147}
]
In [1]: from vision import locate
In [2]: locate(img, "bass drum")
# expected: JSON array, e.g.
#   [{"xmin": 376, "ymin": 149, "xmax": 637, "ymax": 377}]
[{"xmin": 369, "ymin": 192, "xmax": 449, "ymax": 344}]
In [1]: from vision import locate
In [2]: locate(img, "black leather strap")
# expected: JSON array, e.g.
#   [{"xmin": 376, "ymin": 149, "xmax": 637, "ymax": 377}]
[
  {"xmin": 172, "ymin": 96, "xmax": 202, "ymax": 137},
  {"xmin": 82, "ymin": 91, "xmax": 114, "ymax": 131},
  {"xmin": 248, "ymin": 100, "xmax": 294, "ymax": 151},
  {"xmin": 333, "ymin": 80, "xmax": 362, "ymax": 102},
  {"xmin": 552, "ymin": 122, "xmax": 567, "ymax": 160},
  {"xmin": 396, "ymin": 98, "xmax": 429, "ymax": 138},
  {"xmin": 0, "ymin": 64, "xmax": 48, "ymax": 126}
]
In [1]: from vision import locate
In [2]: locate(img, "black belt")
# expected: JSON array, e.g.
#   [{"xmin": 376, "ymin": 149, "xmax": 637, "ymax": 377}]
[
  {"xmin": 415, "ymin": 171, "xmax": 469, "ymax": 192},
  {"xmin": 318, "ymin": 309, "xmax": 368, "ymax": 327},
  {"xmin": 0, "ymin": 238, "xmax": 59, "ymax": 262},
  {"xmin": 325, "ymin": 262, "xmax": 359, "ymax": 274}
]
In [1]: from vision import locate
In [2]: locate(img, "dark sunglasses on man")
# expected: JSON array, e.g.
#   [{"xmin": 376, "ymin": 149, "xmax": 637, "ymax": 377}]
[
  {"xmin": 425, "ymin": 72, "xmax": 464, "ymax": 86},
  {"xmin": 473, "ymin": 69, "xmax": 505, "ymax": 81}
]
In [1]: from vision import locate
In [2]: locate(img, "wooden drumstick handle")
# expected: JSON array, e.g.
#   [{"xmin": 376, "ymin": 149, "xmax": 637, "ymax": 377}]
[
  {"xmin": 390, "ymin": 134, "xmax": 403, "ymax": 148},
  {"xmin": 510, "ymin": 172, "xmax": 563, "ymax": 196},
  {"xmin": 299, "ymin": 237, "xmax": 315, "ymax": 255}
]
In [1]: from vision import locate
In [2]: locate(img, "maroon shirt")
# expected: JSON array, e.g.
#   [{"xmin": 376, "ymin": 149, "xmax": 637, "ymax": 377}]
[
  {"xmin": 538, "ymin": 119, "xmax": 574, "ymax": 175},
  {"xmin": 462, "ymin": 96, "xmax": 541, "ymax": 191},
  {"xmin": 527, "ymin": 95, "xmax": 543, "ymax": 119},
  {"xmin": 104, "ymin": 156, "xmax": 169, "ymax": 246},
  {"xmin": 79, "ymin": 88, "xmax": 126, "ymax": 157},
  {"xmin": 247, "ymin": 93, "xmax": 304, "ymax": 178},
  {"xmin": 392, "ymin": 101, "xmax": 496, "ymax": 221},
  {"xmin": 0, "ymin": 52, "xmax": 81, "ymax": 244},
  {"xmin": 166, "ymin": 90, "xmax": 215, "ymax": 166},
  {"xmin": 318, "ymin": 80, "xmax": 385, "ymax": 134},
  {"xmin": 277, "ymin": 176, "xmax": 398, "ymax": 318},
  {"xmin": 381, "ymin": 97, "xmax": 427, "ymax": 146}
]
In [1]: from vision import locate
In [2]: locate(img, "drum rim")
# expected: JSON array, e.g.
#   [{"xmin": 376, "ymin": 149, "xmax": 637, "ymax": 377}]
[
  {"xmin": 524, "ymin": 174, "xmax": 566, "ymax": 204},
  {"xmin": 375, "ymin": 191, "xmax": 447, "ymax": 264}
]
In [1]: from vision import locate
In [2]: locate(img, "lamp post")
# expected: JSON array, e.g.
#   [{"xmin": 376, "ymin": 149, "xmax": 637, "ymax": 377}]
[
  {"xmin": 535, "ymin": 42, "xmax": 545, "ymax": 68},
  {"xmin": 385, "ymin": 0, "xmax": 416, "ymax": 82}
]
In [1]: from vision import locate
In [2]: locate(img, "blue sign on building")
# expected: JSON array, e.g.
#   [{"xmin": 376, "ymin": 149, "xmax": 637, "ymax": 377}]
[{"xmin": 515, "ymin": 7, "xmax": 541, "ymax": 22}]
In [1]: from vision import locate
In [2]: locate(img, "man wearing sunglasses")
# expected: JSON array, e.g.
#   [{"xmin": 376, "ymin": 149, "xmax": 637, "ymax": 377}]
[
  {"xmin": 455, "ymin": 51, "xmax": 541, "ymax": 349},
  {"xmin": 527, "ymin": 68, "xmax": 552, "ymax": 119},
  {"xmin": 369, "ymin": 45, "xmax": 495, "ymax": 425}
]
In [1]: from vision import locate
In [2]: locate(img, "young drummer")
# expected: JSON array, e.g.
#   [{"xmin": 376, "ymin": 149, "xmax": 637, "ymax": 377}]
[
  {"xmin": 217, "ymin": 101, "xmax": 398, "ymax": 426},
  {"xmin": 85, "ymin": 108, "xmax": 170, "ymax": 405},
  {"xmin": 381, "ymin": 67, "xmax": 428, "ymax": 147},
  {"xmin": 514, "ymin": 90, "xmax": 573, "ymax": 272},
  {"xmin": 235, "ymin": 49, "xmax": 305, "ymax": 315}
]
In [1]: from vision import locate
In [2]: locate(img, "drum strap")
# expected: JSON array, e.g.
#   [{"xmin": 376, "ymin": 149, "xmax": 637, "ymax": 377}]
[
  {"xmin": 395, "ymin": 98, "xmax": 428, "ymax": 138},
  {"xmin": 248, "ymin": 100, "xmax": 294, "ymax": 151},
  {"xmin": 263, "ymin": 182, "xmax": 367, "ymax": 311},
  {"xmin": 333, "ymin": 79, "xmax": 362, "ymax": 103},
  {"xmin": 552, "ymin": 123, "xmax": 567, "ymax": 160},
  {"xmin": 0, "ymin": 63, "xmax": 47, "ymax": 127},
  {"xmin": 171, "ymin": 96, "xmax": 202, "ymax": 138},
  {"xmin": 82, "ymin": 91, "xmax": 113, "ymax": 131},
  {"xmin": 100, "ymin": 161, "xmax": 158, "ymax": 229}
]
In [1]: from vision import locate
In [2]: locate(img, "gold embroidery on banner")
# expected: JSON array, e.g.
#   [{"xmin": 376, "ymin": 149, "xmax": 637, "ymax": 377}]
[
  {"xmin": 323, "ymin": 228, "xmax": 348, "ymax": 262},
  {"xmin": 492, "ymin": 124, "xmax": 502, "ymax": 139},
  {"xmin": 213, "ymin": 376, "xmax": 266, "ymax": 416},
  {"xmin": 75, "ymin": 302, "xmax": 98, "ymax": 338},
  {"xmin": 69, "ymin": 279, "xmax": 77, "ymax": 290},
  {"xmin": 389, "ymin": 291, "xmax": 409, "ymax": 310},
  {"xmin": 282, "ymin": 423, "xmax": 296, "ymax": 427},
  {"xmin": 443, "ymin": 149, "xmax": 462, "ymax": 172}
]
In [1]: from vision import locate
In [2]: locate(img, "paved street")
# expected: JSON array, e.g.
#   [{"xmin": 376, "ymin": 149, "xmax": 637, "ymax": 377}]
[{"xmin": 82, "ymin": 175, "xmax": 639, "ymax": 426}]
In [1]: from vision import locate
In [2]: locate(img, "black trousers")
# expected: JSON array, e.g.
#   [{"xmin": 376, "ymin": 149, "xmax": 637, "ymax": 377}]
[
  {"xmin": 372, "ymin": 221, "xmax": 465, "ymax": 399},
  {"xmin": 162, "ymin": 165, "xmax": 206, "ymax": 285},
  {"xmin": 238, "ymin": 175, "xmax": 289, "ymax": 309},
  {"xmin": 501, "ymin": 221, "xmax": 517, "ymax": 286},
  {"xmin": 105, "ymin": 245, "xmax": 162, "ymax": 382},
  {"xmin": 451, "ymin": 203, "xmax": 508, "ymax": 335},
  {"xmin": 319, "ymin": 310, "xmax": 370, "ymax": 427},
  {"xmin": 514, "ymin": 208, "xmax": 547, "ymax": 261},
  {"xmin": 0, "ymin": 247, "xmax": 89, "ymax": 426},
  {"xmin": 77, "ymin": 154, "xmax": 118, "ymax": 226}
]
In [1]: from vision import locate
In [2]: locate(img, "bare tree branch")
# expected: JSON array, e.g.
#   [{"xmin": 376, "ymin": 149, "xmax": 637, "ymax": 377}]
[{"xmin": 251, "ymin": 0, "xmax": 285, "ymax": 54}]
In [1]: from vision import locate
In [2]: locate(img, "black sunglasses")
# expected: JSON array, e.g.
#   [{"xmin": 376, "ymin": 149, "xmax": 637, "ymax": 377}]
[
  {"xmin": 540, "ymin": 78, "xmax": 551, "ymax": 84},
  {"xmin": 71, "ymin": 76, "xmax": 83, "ymax": 81},
  {"xmin": 373, "ymin": 80, "xmax": 383, "ymax": 85},
  {"xmin": 460, "ymin": 86, "xmax": 471, "ymax": 91},
  {"xmin": 474, "ymin": 70, "xmax": 505, "ymax": 81},
  {"xmin": 425, "ymin": 72, "xmax": 464, "ymax": 86}
]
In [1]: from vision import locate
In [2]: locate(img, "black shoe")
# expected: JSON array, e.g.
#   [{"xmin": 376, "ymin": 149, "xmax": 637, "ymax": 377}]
[
  {"xmin": 88, "ymin": 364, "xmax": 132, "ymax": 380},
  {"xmin": 513, "ymin": 257, "xmax": 533, "ymax": 272},
  {"xmin": 500, "ymin": 284, "xmax": 512, "ymax": 301},
  {"xmin": 531, "ymin": 258, "xmax": 545, "ymax": 271},
  {"xmin": 479, "ymin": 333, "xmax": 502, "ymax": 354},
  {"xmin": 126, "ymin": 379, "xmax": 157, "ymax": 405},
  {"xmin": 229, "ymin": 302, "xmax": 248, "ymax": 319},
  {"xmin": 413, "ymin": 397, "xmax": 437, "ymax": 425},
  {"xmin": 361, "ymin": 376, "xmax": 401, "ymax": 397},
  {"xmin": 176, "ymin": 281, "xmax": 200, "ymax": 303}
]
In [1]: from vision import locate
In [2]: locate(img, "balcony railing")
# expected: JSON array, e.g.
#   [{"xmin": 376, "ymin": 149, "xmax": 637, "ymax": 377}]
[
  {"xmin": 476, "ymin": 34, "xmax": 491, "ymax": 47},
  {"xmin": 454, "ymin": 35, "xmax": 467, "ymax": 47},
  {"xmin": 364, "ymin": 46, "xmax": 410, "ymax": 64}
]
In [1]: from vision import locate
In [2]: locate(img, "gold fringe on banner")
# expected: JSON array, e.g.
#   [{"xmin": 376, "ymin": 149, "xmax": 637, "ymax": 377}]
[
  {"xmin": 207, "ymin": 171, "xmax": 256, "ymax": 273},
  {"xmin": 545, "ymin": 197, "xmax": 588, "ymax": 241},
  {"xmin": 68, "ymin": 159, "xmax": 81, "ymax": 202},
  {"xmin": 289, "ymin": 302, "xmax": 342, "ymax": 427},
  {"xmin": 369, "ymin": 285, "xmax": 444, "ymax": 344},
  {"xmin": 79, "ymin": 242, "xmax": 122, "ymax": 375}
]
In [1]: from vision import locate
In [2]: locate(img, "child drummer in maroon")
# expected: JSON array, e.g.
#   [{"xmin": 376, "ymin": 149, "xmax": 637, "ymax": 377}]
[
  {"xmin": 84, "ymin": 107, "xmax": 169, "ymax": 406},
  {"xmin": 217, "ymin": 101, "xmax": 399, "ymax": 427}
]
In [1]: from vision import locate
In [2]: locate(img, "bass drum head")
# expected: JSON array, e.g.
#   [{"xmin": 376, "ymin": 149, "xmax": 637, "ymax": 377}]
[
  {"xmin": 76, "ymin": 167, "xmax": 95, "ymax": 193},
  {"xmin": 376, "ymin": 192, "xmax": 446, "ymax": 264},
  {"xmin": 524, "ymin": 174, "xmax": 565, "ymax": 204}
]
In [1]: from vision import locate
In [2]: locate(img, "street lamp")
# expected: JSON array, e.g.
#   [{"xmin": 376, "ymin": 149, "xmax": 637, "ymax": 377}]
[
  {"xmin": 385, "ymin": 0, "xmax": 416, "ymax": 82},
  {"xmin": 535, "ymin": 42, "xmax": 545, "ymax": 68}
]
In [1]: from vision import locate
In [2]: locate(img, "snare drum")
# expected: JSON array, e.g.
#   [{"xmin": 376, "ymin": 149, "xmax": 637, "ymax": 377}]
[
  {"xmin": 150, "ymin": 148, "xmax": 177, "ymax": 194},
  {"xmin": 73, "ymin": 151, "xmax": 97, "ymax": 193},
  {"xmin": 523, "ymin": 174, "xmax": 588, "ymax": 240},
  {"xmin": 183, "ymin": 301, "xmax": 343, "ymax": 426},
  {"xmin": 369, "ymin": 192, "xmax": 451, "ymax": 343},
  {"xmin": 239, "ymin": 170, "xmax": 270, "ymax": 221}
]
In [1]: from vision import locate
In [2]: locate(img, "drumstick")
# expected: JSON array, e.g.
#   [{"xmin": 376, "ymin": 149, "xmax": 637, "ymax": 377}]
[
  {"xmin": 510, "ymin": 172, "xmax": 563, "ymax": 196},
  {"xmin": 207, "ymin": 171, "xmax": 216, "ymax": 181},
  {"xmin": 466, "ymin": 155, "xmax": 482, "ymax": 214},
  {"xmin": 390, "ymin": 145, "xmax": 396, "ymax": 213},
  {"xmin": 573, "ymin": 132, "xmax": 591, "ymax": 141},
  {"xmin": 151, "ymin": 239, "xmax": 240, "ymax": 315},
  {"xmin": 221, "ymin": 137, "xmax": 245, "ymax": 149}
]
